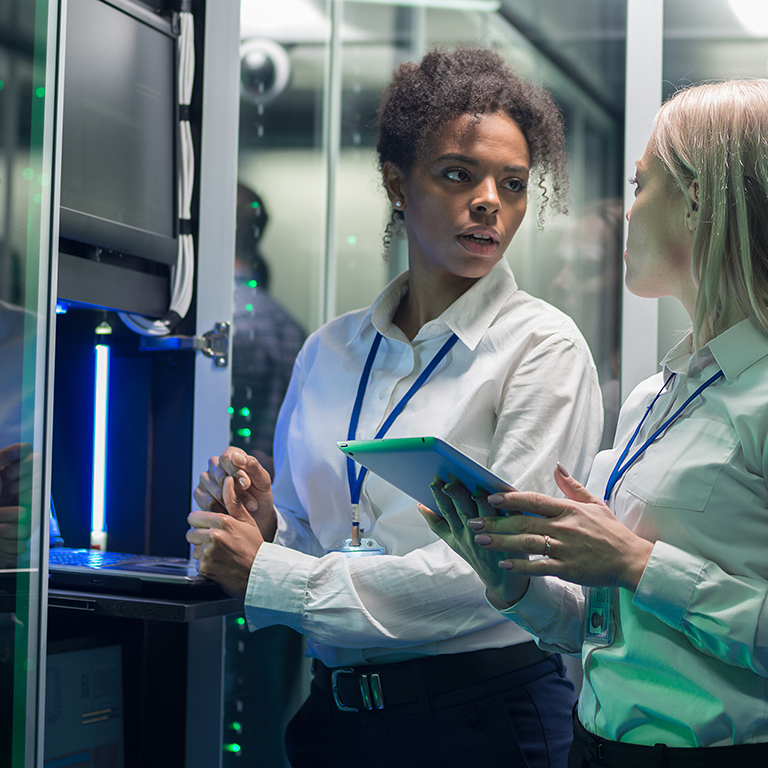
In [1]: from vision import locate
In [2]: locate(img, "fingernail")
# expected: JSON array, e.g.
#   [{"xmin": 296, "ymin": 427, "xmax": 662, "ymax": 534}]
[
  {"xmin": 475, "ymin": 534, "xmax": 492, "ymax": 545},
  {"xmin": 487, "ymin": 494, "xmax": 503, "ymax": 505},
  {"xmin": 467, "ymin": 519, "xmax": 485, "ymax": 530},
  {"xmin": 556, "ymin": 462, "xmax": 570, "ymax": 477},
  {"xmin": 443, "ymin": 486, "xmax": 456, "ymax": 498},
  {"xmin": 238, "ymin": 476, "xmax": 248, "ymax": 488},
  {"xmin": 499, "ymin": 560, "xmax": 515, "ymax": 570}
]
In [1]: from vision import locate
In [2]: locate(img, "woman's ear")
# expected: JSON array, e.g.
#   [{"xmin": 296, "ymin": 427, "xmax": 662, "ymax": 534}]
[
  {"xmin": 383, "ymin": 161, "xmax": 406, "ymax": 211},
  {"xmin": 686, "ymin": 178, "xmax": 699, "ymax": 232}
]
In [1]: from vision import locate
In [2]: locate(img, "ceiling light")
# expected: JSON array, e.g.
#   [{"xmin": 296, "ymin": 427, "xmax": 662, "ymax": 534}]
[{"xmin": 727, "ymin": 0, "xmax": 768, "ymax": 36}]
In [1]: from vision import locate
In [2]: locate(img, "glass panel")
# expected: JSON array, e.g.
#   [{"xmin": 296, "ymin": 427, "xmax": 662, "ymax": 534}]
[
  {"xmin": 664, "ymin": 0, "xmax": 768, "ymax": 99},
  {"xmin": 0, "ymin": 0, "xmax": 56, "ymax": 764},
  {"xmin": 659, "ymin": 0, "xmax": 768, "ymax": 355},
  {"xmin": 227, "ymin": 3, "xmax": 331, "ymax": 765},
  {"xmin": 238, "ymin": 0, "xmax": 331, "ymax": 337},
  {"xmin": 499, "ymin": 0, "xmax": 626, "ymax": 111},
  {"xmin": 332, "ymin": 4, "xmax": 492, "ymax": 318},
  {"xmin": 487, "ymin": 11, "xmax": 626, "ymax": 447},
  {"xmin": 334, "ymin": 2, "xmax": 415, "ymax": 317}
]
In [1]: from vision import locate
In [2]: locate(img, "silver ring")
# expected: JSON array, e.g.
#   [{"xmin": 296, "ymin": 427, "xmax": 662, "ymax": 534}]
[{"xmin": 543, "ymin": 535, "xmax": 552, "ymax": 557}]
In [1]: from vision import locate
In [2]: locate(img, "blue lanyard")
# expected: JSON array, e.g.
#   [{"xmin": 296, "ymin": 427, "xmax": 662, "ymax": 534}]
[
  {"xmin": 346, "ymin": 331, "xmax": 459, "ymax": 506},
  {"xmin": 604, "ymin": 368, "xmax": 724, "ymax": 502}
]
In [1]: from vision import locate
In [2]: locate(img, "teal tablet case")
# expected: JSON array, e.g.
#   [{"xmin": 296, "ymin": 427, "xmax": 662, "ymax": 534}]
[{"xmin": 337, "ymin": 436, "xmax": 515, "ymax": 511}]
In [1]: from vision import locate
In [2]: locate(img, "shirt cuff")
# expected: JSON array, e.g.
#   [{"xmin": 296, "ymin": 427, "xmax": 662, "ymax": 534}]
[
  {"xmin": 493, "ymin": 577, "xmax": 565, "ymax": 631},
  {"xmin": 632, "ymin": 540, "xmax": 707, "ymax": 630},
  {"xmin": 243, "ymin": 541, "xmax": 314, "ymax": 632}
]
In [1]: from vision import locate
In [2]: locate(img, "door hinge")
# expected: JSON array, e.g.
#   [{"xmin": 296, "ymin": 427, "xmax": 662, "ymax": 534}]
[{"xmin": 139, "ymin": 321, "xmax": 230, "ymax": 367}]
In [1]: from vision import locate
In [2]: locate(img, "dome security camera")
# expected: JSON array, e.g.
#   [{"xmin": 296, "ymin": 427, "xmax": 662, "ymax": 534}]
[{"xmin": 240, "ymin": 38, "xmax": 291, "ymax": 105}]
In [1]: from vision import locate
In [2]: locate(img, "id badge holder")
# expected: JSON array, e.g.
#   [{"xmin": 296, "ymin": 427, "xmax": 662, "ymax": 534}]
[
  {"xmin": 584, "ymin": 586, "xmax": 613, "ymax": 645},
  {"xmin": 327, "ymin": 504, "xmax": 387, "ymax": 557},
  {"xmin": 326, "ymin": 537, "xmax": 387, "ymax": 557}
]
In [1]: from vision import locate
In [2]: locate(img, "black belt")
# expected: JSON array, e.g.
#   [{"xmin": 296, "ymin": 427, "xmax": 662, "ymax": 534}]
[
  {"xmin": 572, "ymin": 712, "xmax": 768, "ymax": 768},
  {"xmin": 313, "ymin": 641, "xmax": 551, "ymax": 712}
]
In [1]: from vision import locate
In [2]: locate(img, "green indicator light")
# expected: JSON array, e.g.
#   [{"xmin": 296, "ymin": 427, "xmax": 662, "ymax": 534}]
[
  {"xmin": 223, "ymin": 743, "xmax": 241, "ymax": 753},
  {"xmin": 228, "ymin": 407, "xmax": 234, "ymax": 415},
  {"xmin": 228, "ymin": 721, "xmax": 243, "ymax": 732},
  {"xmin": 0, "ymin": 81, "xmax": 4, "ymax": 90},
  {"xmin": 236, "ymin": 428, "xmax": 251, "ymax": 437},
  {"xmin": 251, "ymin": 201, "xmax": 259, "ymax": 209},
  {"xmin": 22, "ymin": 168, "xmax": 34, "ymax": 181},
  {"xmin": 35, "ymin": 86, "xmax": 45, "ymax": 98},
  {"xmin": 347, "ymin": 235, "xmax": 357, "ymax": 245},
  {"xmin": 239, "ymin": 407, "xmax": 250, "ymax": 417},
  {"xmin": 245, "ymin": 303, "xmax": 254, "ymax": 312},
  {"xmin": 247, "ymin": 279, "xmax": 258, "ymax": 288},
  {"xmin": 33, "ymin": 193, "xmax": 42, "ymax": 204},
  {"xmin": 236, "ymin": 616, "xmax": 246, "ymax": 626}
]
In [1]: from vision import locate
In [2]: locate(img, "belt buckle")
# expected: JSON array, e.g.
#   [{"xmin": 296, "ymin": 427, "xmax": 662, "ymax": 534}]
[{"xmin": 331, "ymin": 668, "xmax": 385, "ymax": 712}]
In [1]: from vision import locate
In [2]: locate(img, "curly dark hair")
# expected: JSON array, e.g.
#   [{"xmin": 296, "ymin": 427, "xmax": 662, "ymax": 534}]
[{"xmin": 376, "ymin": 47, "xmax": 569, "ymax": 228}]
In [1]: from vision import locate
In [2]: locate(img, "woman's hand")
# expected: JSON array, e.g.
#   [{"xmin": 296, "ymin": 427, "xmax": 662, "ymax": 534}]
[
  {"xmin": 419, "ymin": 479, "xmax": 532, "ymax": 608},
  {"xmin": 187, "ymin": 475, "xmax": 265, "ymax": 597},
  {"xmin": 477, "ymin": 465, "xmax": 653, "ymax": 592},
  {"xmin": 194, "ymin": 447, "xmax": 277, "ymax": 542}
]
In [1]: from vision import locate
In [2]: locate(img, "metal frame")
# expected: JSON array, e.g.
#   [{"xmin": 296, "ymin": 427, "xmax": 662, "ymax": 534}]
[
  {"xmin": 188, "ymin": 2, "xmax": 242, "ymax": 766},
  {"xmin": 621, "ymin": 0, "xmax": 665, "ymax": 400}
]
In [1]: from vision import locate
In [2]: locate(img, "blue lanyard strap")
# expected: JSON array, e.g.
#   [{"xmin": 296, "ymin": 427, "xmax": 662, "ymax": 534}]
[
  {"xmin": 604, "ymin": 368, "xmax": 724, "ymax": 502},
  {"xmin": 346, "ymin": 331, "xmax": 459, "ymax": 505}
]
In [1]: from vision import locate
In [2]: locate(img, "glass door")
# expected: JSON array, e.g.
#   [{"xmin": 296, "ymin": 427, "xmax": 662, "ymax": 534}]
[{"xmin": 0, "ymin": 0, "xmax": 58, "ymax": 764}]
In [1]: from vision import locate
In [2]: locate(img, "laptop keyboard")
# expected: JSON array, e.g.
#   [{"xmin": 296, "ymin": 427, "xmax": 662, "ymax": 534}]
[{"xmin": 49, "ymin": 549, "xmax": 187, "ymax": 567}]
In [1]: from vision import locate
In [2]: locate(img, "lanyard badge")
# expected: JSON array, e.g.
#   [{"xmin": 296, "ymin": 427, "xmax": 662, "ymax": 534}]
[
  {"xmin": 327, "ymin": 330, "xmax": 459, "ymax": 557},
  {"xmin": 589, "ymin": 367, "xmax": 725, "ymax": 645},
  {"xmin": 584, "ymin": 586, "xmax": 614, "ymax": 645}
]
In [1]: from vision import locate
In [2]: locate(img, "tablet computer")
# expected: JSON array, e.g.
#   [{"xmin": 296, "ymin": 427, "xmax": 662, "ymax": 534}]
[{"xmin": 337, "ymin": 436, "xmax": 515, "ymax": 513}]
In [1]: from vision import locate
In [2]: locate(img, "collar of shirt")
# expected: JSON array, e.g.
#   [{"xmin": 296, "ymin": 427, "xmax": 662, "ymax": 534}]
[
  {"xmin": 348, "ymin": 259, "xmax": 519, "ymax": 351},
  {"xmin": 660, "ymin": 318, "xmax": 768, "ymax": 381}
]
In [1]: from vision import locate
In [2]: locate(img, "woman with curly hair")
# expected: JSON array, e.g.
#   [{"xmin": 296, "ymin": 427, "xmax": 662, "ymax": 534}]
[
  {"xmin": 189, "ymin": 48, "xmax": 602, "ymax": 767},
  {"xmin": 425, "ymin": 79, "xmax": 768, "ymax": 768}
]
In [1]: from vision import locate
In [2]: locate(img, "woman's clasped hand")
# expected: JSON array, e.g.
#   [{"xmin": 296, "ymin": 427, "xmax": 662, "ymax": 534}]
[{"xmin": 423, "ymin": 464, "xmax": 653, "ymax": 605}]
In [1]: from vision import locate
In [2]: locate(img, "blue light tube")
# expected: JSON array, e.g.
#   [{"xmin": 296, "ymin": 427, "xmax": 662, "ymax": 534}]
[{"xmin": 92, "ymin": 344, "xmax": 110, "ymax": 545}]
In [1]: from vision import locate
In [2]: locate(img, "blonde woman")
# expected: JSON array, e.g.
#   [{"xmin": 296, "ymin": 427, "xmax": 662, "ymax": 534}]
[{"xmin": 425, "ymin": 79, "xmax": 768, "ymax": 767}]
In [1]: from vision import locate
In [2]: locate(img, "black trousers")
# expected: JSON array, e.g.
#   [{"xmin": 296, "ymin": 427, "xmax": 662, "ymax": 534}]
[{"xmin": 286, "ymin": 653, "xmax": 576, "ymax": 768}]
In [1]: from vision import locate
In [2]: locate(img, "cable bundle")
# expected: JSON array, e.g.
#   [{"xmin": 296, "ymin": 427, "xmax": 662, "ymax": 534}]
[{"xmin": 120, "ymin": 10, "xmax": 195, "ymax": 335}]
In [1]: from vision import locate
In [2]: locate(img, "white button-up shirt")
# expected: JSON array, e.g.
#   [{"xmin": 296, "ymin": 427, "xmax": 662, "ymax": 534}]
[
  {"xmin": 246, "ymin": 259, "xmax": 603, "ymax": 667},
  {"xmin": 506, "ymin": 318, "xmax": 768, "ymax": 746}
]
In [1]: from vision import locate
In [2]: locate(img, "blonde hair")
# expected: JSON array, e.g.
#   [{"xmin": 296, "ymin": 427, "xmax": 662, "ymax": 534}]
[{"xmin": 650, "ymin": 79, "xmax": 768, "ymax": 345}]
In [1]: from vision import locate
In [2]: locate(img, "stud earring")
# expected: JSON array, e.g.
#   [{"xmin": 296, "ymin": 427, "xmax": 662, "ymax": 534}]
[{"xmin": 394, "ymin": 200, "xmax": 403, "ymax": 209}]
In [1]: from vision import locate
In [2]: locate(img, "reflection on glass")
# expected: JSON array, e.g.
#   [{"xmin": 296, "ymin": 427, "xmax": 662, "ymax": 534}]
[{"xmin": 1, "ymin": 0, "xmax": 52, "ymax": 763}]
